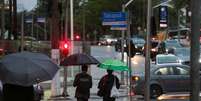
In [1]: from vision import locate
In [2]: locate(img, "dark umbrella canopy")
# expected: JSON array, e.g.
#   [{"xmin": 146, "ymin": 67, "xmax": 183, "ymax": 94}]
[
  {"xmin": 0, "ymin": 52, "xmax": 59, "ymax": 86},
  {"xmin": 60, "ymin": 53, "xmax": 100, "ymax": 66}
]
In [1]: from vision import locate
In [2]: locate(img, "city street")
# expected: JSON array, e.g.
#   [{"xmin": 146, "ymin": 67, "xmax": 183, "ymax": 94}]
[
  {"xmin": 0, "ymin": 0, "xmax": 200, "ymax": 101},
  {"xmin": 46, "ymin": 45, "xmax": 188, "ymax": 101}
]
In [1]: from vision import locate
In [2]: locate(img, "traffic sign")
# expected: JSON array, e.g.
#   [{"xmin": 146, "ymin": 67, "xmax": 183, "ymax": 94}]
[
  {"xmin": 159, "ymin": 6, "xmax": 168, "ymax": 28},
  {"xmin": 110, "ymin": 25, "xmax": 127, "ymax": 30},
  {"xmin": 102, "ymin": 12, "xmax": 127, "ymax": 26}
]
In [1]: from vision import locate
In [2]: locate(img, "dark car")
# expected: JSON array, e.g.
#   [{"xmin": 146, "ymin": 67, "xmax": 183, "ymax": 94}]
[
  {"xmin": 144, "ymin": 39, "xmax": 183, "ymax": 60},
  {"xmin": 132, "ymin": 64, "xmax": 200, "ymax": 98},
  {"xmin": 130, "ymin": 37, "xmax": 145, "ymax": 53}
]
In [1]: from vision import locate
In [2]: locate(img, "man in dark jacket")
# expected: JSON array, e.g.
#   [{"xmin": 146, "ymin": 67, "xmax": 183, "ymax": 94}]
[
  {"xmin": 98, "ymin": 70, "xmax": 120, "ymax": 101},
  {"xmin": 73, "ymin": 65, "xmax": 92, "ymax": 101}
]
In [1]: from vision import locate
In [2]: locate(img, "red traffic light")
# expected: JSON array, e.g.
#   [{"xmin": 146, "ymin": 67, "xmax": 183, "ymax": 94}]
[
  {"xmin": 59, "ymin": 40, "xmax": 71, "ymax": 56},
  {"xmin": 74, "ymin": 35, "xmax": 81, "ymax": 41},
  {"xmin": 64, "ymin": 43, "xmax": 68, "ymax": 49}
]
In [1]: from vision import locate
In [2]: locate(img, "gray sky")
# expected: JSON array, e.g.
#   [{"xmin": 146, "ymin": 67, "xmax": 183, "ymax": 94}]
[{"xmin": 17, "ymin": 0, "xmax": 37, "ymax": 11}]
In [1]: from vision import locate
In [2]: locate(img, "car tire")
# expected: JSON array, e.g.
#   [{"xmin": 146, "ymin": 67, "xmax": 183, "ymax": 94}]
[{"xmin": 150, "ymin": 85, "xmax": 162, "ymax": 98}]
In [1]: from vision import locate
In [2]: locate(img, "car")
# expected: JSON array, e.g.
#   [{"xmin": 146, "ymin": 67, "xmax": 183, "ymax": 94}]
[
  {"xmin": 114, "ymin": 38, "xmax": 126, "ymax": 52},
  {"xmin": 155, "ymin": 54, "xmax": 181, "ymax": 65},
  {"xmin": 132, "ymin": 64, "xmax": 200, "ymax": 98},
  {"xmin": 130, "ymin": 37, "xmax": 145, "ymax": 53},
  {"xmin": 144, "ymin": 39, "xmax": 183, "ymax": 60},
  {"xmin": 173, "ymin": 48, "xmax": 190, "ymax": 65},
  {"xmin": 98, "ymin": 35, "xmax": 117, "ymax": 46}
]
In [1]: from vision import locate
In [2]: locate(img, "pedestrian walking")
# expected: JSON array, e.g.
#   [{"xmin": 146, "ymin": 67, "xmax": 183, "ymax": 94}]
[
  {"xmin": 98, "ymin": 70, "xmax": 120, "ymax": 101},
  {"xmin": 73, "ymin": 65, "xmax": 92, "ymax": 101}
]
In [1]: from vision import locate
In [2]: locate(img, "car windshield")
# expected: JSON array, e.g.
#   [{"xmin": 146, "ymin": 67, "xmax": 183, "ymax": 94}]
[
  {"xmin": 165, "ymin": 40, "xmax": 182, "ymax": 48},
  {"xmin": 157, "ymin": 55, "xmax": 178, "ymax": 64},
  {"xmin": 131, "ymin": 38, "xmax": 145, "ymax": 44}
]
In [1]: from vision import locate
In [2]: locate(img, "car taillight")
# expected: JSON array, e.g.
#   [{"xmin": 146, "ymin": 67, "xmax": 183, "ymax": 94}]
[{"xmin": 132, "ymin": 76, "xmax": 140, "ymax": 81}]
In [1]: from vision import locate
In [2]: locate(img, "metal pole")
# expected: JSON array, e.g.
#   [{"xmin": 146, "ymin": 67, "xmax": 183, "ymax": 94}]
[
  {"xmin": 127, "ymin": 10, "xmax": 132, "ymax": 101},
  {"xmin": 121, "ymin": 5, "xmax": 125, "ymax": 85},
  {"xmin": 177, "ymin": 10, "xmax": 181, "ymax": 42},
  {"xmin": 44, "ymin": 19, "xmax": 47, "ymax": 40},
  {"xmin": 20, "ymin": 11, "xmax": 24, "ymax": 52},
  {"xmin": 145, "ymin": 0, "xmax": 152, "ymax": 100},
  {"xmin": 190, "ymin": 0, "xmax": 200, "ymax": 100},
  {"xmin": 31, "ymin": 13, "xmax": 34, "ymax": 48},
  {"xmin": 70, "ymin": 0, "xmax": 74, "ymax": 42},
  {"xmin": 70, "ymin": 0, "xmax": 75, "ymax": 86},
  {"xmin": 62, "ymin": 0, "xmax": 69, "ymax": 97}
]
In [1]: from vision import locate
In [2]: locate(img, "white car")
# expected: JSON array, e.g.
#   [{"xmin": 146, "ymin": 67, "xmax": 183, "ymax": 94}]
[{"xmin": 156, "ymin": 54, "xmax": 181, "ymax": 65}]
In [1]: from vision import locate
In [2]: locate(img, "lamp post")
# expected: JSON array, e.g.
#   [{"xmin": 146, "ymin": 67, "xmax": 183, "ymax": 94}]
[
  {"xmin": 122, "ymin": 0, "xmax": 134, "ymax": 100},
  {"xmin": 121, "ymin": 0, "xmax": 134, "ymax": 84}
]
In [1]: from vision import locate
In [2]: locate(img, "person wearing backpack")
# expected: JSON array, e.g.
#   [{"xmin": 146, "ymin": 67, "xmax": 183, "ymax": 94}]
[
  {"xmin": 73, "ymin": 65, "xmax": 92, "ymax": 101},
  {"xmin": 98, "ymin": 70, "xmax": 120, "ymax": 101}
]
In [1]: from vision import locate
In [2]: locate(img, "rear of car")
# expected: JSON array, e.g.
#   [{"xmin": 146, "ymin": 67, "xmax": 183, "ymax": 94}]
[{"xmin": 131, "ymin": 37, "xmax": 145, "ymax": 53}]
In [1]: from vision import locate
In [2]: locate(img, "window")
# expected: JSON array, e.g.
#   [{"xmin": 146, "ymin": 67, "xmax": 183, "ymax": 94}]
[
  {"xmin": 155, "ymin": 67, "xmax": 169, "ymax": 75},
  {"xmin": 174, "ymin": 67, "xmax": 189, "ymax": 75}
]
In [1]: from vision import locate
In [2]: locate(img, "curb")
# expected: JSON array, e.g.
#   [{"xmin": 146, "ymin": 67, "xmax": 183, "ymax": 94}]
[{"xmin": 48, "ymin": 94, "xmax": 129, "ymax": 100}]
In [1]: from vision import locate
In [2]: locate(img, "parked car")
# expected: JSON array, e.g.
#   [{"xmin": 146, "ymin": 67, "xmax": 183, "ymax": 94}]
[{"xmin": 132, "ymin": 64, "xmax": 198, "ymax": 98}]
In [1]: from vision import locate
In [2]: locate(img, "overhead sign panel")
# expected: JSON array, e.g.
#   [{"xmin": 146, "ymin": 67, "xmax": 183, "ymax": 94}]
[{"xmin": 102, "ymin": 12, "xmax": 127, "ymax": 26}]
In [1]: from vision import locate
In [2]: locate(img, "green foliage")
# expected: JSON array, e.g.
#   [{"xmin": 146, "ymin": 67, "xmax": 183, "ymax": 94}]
[{"xmin": 34, "ymin": 0, "xmax": 189, "ymax": 40}]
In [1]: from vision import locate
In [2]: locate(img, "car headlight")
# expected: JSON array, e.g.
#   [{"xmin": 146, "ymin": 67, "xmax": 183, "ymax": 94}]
[
  {"xmin": 199, "ymin": 59, "xmax": 201, "ymax": 63},
  {"xmin": 132, "ymin": 76, "xmax": 140, "ymax": 81},
  {"xmin": 178, "ymin": 59, "xmax": 183, "ymax": 63},
  {"xmin": 151, "ymin": 48, "xmax": 157, "ymax": 52},
  {"xmin": 142, "ymin": 47, "xmax": 144, "ymax": 50}
]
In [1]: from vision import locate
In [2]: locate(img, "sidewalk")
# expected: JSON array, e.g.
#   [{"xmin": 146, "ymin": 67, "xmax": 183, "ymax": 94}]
[{"xmin": 46, "ymin": 84, "xmax": 129, "ymax": 101}]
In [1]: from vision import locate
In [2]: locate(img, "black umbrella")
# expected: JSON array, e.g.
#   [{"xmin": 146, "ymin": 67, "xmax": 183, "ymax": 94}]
[
  {"xmin": 60, "ymin": 53, "xmax": 100, "ymax": 66},
  {"xmin": 0, "ymin": 52, "xmax": 59, "ymax": 86}
]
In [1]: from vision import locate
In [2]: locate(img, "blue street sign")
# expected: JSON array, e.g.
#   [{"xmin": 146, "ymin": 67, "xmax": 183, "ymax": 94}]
[{"xmin": 102, "ymin": 12, "xmax": 127, "ymax": 26}]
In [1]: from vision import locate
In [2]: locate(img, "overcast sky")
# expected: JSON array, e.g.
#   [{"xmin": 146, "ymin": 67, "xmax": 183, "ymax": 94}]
[{"xmin": 17, "ymin": 0, "xmax": 37, "ymax": 11}]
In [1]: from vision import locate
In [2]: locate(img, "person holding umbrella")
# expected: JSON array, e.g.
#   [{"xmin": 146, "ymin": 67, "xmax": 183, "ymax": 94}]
[
  {"xmin": 98, "ymin": 69, "xmax": 120, "ymax": 101},
  {"xmin": 73, "ymin": 65, "xmax": 92, "ymax": 101}
]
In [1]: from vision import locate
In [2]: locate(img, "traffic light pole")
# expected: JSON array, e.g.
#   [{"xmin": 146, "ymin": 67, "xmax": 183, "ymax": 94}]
[
  {"xmin": 62, "ymin": 0, "xmax": 69, "ymax": 97},
  {"xmin": 190, "ymin": 0, "xmax": 201, "ymax": 100}
]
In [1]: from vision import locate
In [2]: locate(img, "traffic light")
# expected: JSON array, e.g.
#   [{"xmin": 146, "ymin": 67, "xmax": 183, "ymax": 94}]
[
  {"xmin": 74, "ymin": 34, "xmax": 81, "ymax": 41},
  {"xmin": 59, "ymin": 40, "xmax": 71, "ymax": 57}
]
